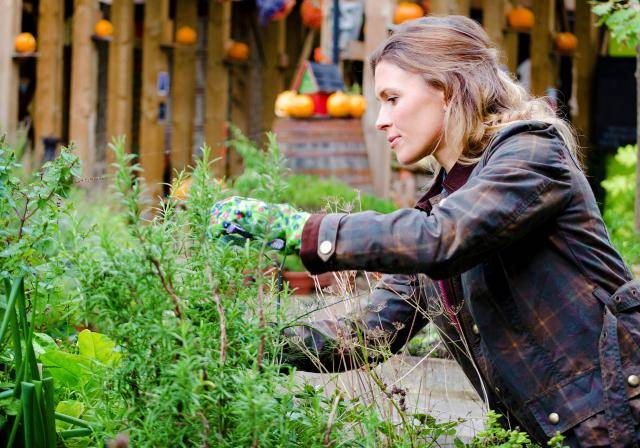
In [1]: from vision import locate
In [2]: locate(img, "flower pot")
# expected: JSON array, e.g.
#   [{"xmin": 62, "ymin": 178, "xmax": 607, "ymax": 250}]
[{"xmin": 283, "ymin": 270, "xmax": 334, "ymax": 295}]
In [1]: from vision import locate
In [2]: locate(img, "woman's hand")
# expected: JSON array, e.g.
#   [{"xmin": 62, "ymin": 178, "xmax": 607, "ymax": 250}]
[{"xmin": 210, "ymin": 196, "xmax": 310, "ymax": 254}]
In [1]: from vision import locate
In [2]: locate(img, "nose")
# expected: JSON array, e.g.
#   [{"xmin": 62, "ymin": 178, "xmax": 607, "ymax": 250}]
[{"xmin": 375, "ymin": 105, "xmax": 391, "ymax": 132}]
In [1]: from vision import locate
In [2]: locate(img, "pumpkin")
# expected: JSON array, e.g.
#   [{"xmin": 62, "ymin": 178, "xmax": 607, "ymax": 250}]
[
  {"xmin": 226, "ymin": 41, "xmax": 250, "ymax": 62},
  {"xmin": 171, "ymin": 177, "xmax": 192, "ymax": 201},
  {"xmin": 274, "ymin": 90, "xmax": 297, "ymax": 117},
  {"xmin": 301, "ymin": 0, "xmax": 323, "ymax": 30},
  {"xmin": 555, "ymin": 32, "xmax": 578, "ymax": 54},
  {"xmin": 348, "ymin": 94, "xmax": 366, "ymax": 118},
  {"xmin": 313, "ymin": 47, "xmax": 330, "ymax": 64},
  {"xmin": 94, "ymin": 19, "xmax": 114, "ymax": 38},
  {"xmin": 507, "ymin": 7, "xmax": 534, "ymax": 31},
  {"xmin": 289, "ymin": 94, "xmax": 315, "ymax": 118},
  {"xmin": 327, "ymin": 91, "xmax": 351, "ymax": 118},
  {"xmin": 175, "ymin": 26, "xmax": 197, "ymax": 45},
  {"xmin": 394, "ymin": 2, "xmax": 424, "ymax": 25},
  {"xmin": 272, "ymin": 0, "xmax": 296, "ymax": 21},
  {"xmin": 14, "ymin": 32, "xmax": 36, "ymax": 54}
]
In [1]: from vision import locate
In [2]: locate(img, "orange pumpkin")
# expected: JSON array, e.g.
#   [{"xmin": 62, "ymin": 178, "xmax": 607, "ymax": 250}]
[
  {"xmin": 289, "ymin": 94, "xmax": 315, "ymax": 118},
  {"xmin": 14, "ymin": 32, "xmax": 36, "ymax": 54},
  {"xmin": 507, "ymin": 7, "xmax": 534, "ymax": 31},
  {"xmin": 226, "ymin": 41, "xmax": 250, "ymax": 62},
  {"xmin": 555, "ymin": 32, "xmax": 578, "ymax": 54},
  {"xmin": 348, "ymin": 95, "xmax": 366, "ymax": 118},
  {"xmin": 171, "ymin": 177, "xmax": 192, "ymax": 201},
  {"xmin": 175, "ymin": 26, "xmax": 197, "ymax": 45},
  {"xmin": 272, "ymin": 0, "xmax": 296, "ymax": 21},
  {"xmin": 394, "ymin": 2, "xmax": 424, "ymax": 25},
  {"xmin": 94, "ymin": 19, "xmax": 114, "ymax": 38},
  {"xmin": 301, "ymin": 0, "xmax": 323, "ymax": 30},
  {"xmin": 327, "ymin": 91, "xmax": 351, "ymax": 118},
  {"xmin": 313, "ymin": 47, "xmax": 330, "ymax": 64}
]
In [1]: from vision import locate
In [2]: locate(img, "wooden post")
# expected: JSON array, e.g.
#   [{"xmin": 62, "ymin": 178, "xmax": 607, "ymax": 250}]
[
  {"xmin": 262, "ymin": 19, "xmax": 286, "ymax": 139},
  {"xmin": 204, "ymin": 1, "xmax": 231, "ymax": 177},
  {"xmin": 573, "ymin": 0, "xmax": 597, "ymax": 146},
  {"xmin": 106, "ymin": 0, "xmax": 134, "ymax": 160},
  {"xmin": 171, "ymin": 0, "xmax": 198, "ymax": 175},
  {"xmin": 429, "ymin": 0, "xmax": 470, "ymax": 16},
  {"xmin": 0, "ymin": 0, "xmax": 22, "ymax": 143},
  {"xmin": 139, "ymin": 0, "xmax": 169, "ymax": 201},
  {"xmin": 363, "ymin": 0, "xmax": 392, "ymax": 198},
  {"xmin": 70, "ymin": 0, "xmax": 99, "ymax": 178},
  {"xmin": 482, "ymin": 0, "xmax": 506, "ymax": 61},
  {"xmin": 530, "ymin": 0, "xmax": 556, "ymax": 97},
  {"xmin": 33, "ymin": 0, "xmax": 65, "ymax": 165}
]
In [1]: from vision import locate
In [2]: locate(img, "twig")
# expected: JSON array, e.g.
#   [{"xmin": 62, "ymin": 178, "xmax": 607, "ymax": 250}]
[
  {"xmin": 323, "ymin": 393, "xmax": 341, "ymax": 445},
  {"xmin": 149, "ymin": 256, "xmax": 182, "ymax": 319},
  {"xmin": 199, "ymin": 412, "xmax": 210, "ymax": 448},
  {"xmin": 213, "ymin": 292, "xmax": 227, "ymax": 365},
  {"xmin": 256, "ymin": 281, "xmax": 266, "ymax": 372}
]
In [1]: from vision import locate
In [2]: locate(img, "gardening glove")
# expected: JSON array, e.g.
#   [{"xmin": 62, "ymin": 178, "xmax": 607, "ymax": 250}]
[{"xmin": 210, "ymin": 196, "xmax": 310, "ymax": 254}]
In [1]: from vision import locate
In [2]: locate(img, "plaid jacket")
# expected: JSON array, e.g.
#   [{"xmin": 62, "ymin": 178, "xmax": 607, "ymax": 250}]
[{"xmin": 284, "ymin": 121, "xmax": 640, "ymax": 446}]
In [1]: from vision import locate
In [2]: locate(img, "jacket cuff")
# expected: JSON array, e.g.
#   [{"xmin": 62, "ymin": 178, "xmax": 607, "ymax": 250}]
[
  {"xmin": 300, "ymin": 213, "xmax": 347, "ymax": 275},
  {"xmin": 300, "ymin": 214, "xmax": 325, "ymax": 274}
]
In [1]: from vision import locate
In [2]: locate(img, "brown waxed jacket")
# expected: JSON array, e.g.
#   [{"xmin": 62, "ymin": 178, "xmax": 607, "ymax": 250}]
[{"xmin": 283, "ymin": 120, "xmax": 640, "ymax": 446}]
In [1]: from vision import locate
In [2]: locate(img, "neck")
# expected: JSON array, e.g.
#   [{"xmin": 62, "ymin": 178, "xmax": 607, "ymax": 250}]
[{"xmin": 434, "ymin": 145, "xmax": 460, "ymax": 173}]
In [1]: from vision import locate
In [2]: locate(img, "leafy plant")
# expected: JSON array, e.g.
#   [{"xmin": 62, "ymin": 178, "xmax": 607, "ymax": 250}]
[{"xmin": 601, "ymin": 144, "xmax": 640, "ymax": 268}]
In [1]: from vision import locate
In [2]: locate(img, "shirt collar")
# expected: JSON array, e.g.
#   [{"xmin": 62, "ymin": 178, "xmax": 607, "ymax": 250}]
[{"xmin": 414, "ymin": 162, "xmax": 476, "ymax": 212}]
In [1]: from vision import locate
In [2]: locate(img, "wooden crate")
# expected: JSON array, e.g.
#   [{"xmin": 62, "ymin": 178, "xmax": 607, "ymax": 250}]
[{"xmin": 272, "ymin": 117, "xmax": 373, "ymax": 192}]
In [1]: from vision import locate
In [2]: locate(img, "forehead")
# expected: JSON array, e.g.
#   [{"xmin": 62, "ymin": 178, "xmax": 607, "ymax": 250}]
[{"xmin": 374, "ymin": 61, "xmax": 423, "ymax": 97}]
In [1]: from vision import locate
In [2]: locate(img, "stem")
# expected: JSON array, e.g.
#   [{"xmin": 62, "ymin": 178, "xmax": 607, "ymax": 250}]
[
  {"xmin": 149, "ymin": 256, "xmax": 182, "ymax": 319},
  {"xmin": 54, "ymin": 411, "xmax": 101, "ymax": 429},
  {"xmin": 213, "ymin": 292, "xmax": 227, "ymax": 365},
  {"xmin": 323, "ymin": 393, "xmax": 341, "ymax": 445}
]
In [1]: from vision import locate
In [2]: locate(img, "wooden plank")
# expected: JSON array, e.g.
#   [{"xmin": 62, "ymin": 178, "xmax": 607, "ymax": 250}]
[
  {"xmin": 430, "ymin": 0, "xmax": 470, "ymax": 16},
  {"xmin": 204, "ymin": 1, "xmax": 231, "ymax": 177},
  {"xmin": 530, "ymin": 0, "xmax": 556, "ymax": 97},
  {"xmin": 171, "ymin": 0, "xmax": 198, "ymax": 175},
  {"xmin": 482, "ymin": 0, "xmax": 505, "ymax": 58},
  {"xmin": 363, "ymin": 0, "xmax": 392, "ymax": 198},
  {"xmin": 106, "ymin": 0, "xmax": 134, "ymax": 162},
  {"xmin": 573, "ymin": 0, "xmax": 597, "ymax": 146},
  {"xmin": 0, "ymin": 0, "xmax": 22, "ymax": 143},
  {"xmin": 139, "ymin": 0, "xmax": 169, "ymax": 201},
  {"xmin": 261, "ymin": 19, "xmax": 286, "ymax": 139},
  {"xmin": 34, "ymin": 0, "xmax": 65, "ymax": 165},
  {"xmin": 69, "ymin": 0, "xmax": 98, "ymax": 178}
]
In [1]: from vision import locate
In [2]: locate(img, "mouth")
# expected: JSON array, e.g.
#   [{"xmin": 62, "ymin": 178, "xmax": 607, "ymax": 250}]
[{"xmin": 388, "ymin": 136, "xmax": 400, "ymax": 148}]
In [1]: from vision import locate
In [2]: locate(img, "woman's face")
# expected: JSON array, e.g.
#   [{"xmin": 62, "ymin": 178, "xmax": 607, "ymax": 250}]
[{"xmin": 374, "ymin": 61, "xmax": 446, "ymax": 165}]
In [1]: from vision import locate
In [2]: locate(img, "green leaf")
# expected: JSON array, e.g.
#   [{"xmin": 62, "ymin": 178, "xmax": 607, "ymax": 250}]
[
  {"xmin": 55, "ymin": 401, "xmax": 84, "ymax": 431},
  {"xmin": 32, "ymin": 332, "xmax": 58, "ymax": 358},
  {"xmin": 77, "ymin": 329, "xmax": 121, "ymax": 366},
  {"xmin": 39, "ymin": 351, "xmax": 93, "ymax": 389}
]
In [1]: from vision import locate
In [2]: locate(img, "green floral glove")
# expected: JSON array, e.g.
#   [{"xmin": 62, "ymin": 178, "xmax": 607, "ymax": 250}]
[{"xmin": 210, "ymin": 196, "xmax": 310, "ymax": 254}]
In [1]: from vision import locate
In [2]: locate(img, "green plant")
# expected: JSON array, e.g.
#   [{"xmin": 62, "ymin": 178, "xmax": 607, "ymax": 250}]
[
  {"xmin": 602, "ymin": 144, "xmax": 639, "ymax": 268},
  {"xmin": 0, "ymin": 142, "xmax": 101, "ymax": 446}
]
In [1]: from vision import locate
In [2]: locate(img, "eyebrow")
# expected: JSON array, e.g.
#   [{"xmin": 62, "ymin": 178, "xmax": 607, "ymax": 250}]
[{"xmin": 375, "ymin": 89, "xmax": 397, "ymax": 100}]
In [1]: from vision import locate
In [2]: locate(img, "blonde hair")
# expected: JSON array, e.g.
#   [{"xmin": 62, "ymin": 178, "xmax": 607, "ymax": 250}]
[{"xmin": 370, "ymin": 15, "xmax": 579, "ymax": 165}]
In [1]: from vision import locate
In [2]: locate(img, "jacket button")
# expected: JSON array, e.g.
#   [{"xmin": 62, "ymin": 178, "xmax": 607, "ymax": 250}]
[
  {"xmin": 319, "ymin": 240, "xmax": 333, "ymax": 255},
  {"xmin": 472, "ymin": 324, "xmax": 479, "ymax": 335},
  {"xmin": 628, "ymin": 375, "xmax": 640, "ymax": 387},
  {"xmin": 548, "ymin": 413, "xmax": 560, "ymax": 424}
]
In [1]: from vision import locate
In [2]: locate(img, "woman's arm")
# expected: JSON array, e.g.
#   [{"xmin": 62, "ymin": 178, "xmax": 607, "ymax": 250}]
[
  {"xmin": 280, "ymin": 273, "xmax": 432, "ymax": 373},
  {"xmin": 300, "ymin": 131, "xmax": 574, "ymax": 279}
]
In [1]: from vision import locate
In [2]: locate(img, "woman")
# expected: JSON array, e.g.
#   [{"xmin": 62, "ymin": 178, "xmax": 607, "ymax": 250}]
[{"xmin": 210, "ymin": 16, "xmax": 640, "ymax": 447}]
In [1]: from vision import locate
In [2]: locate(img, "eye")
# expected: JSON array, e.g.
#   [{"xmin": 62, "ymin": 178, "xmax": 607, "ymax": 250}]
[{"xmin": 386, "ymin": 96, "xmax": 398, "ymax": 104}]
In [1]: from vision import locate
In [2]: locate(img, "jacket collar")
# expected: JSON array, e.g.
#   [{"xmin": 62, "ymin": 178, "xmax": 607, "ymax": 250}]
[{"xmin": 415, "ymin": 162, "xmax": 476, "ymax": 212}]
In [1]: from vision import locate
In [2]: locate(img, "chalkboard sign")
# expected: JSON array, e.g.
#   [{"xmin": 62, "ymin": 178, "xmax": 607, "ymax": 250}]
[{"xmin": 594, "ymin": 56, "xmax": 637, "ymax": 153}]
